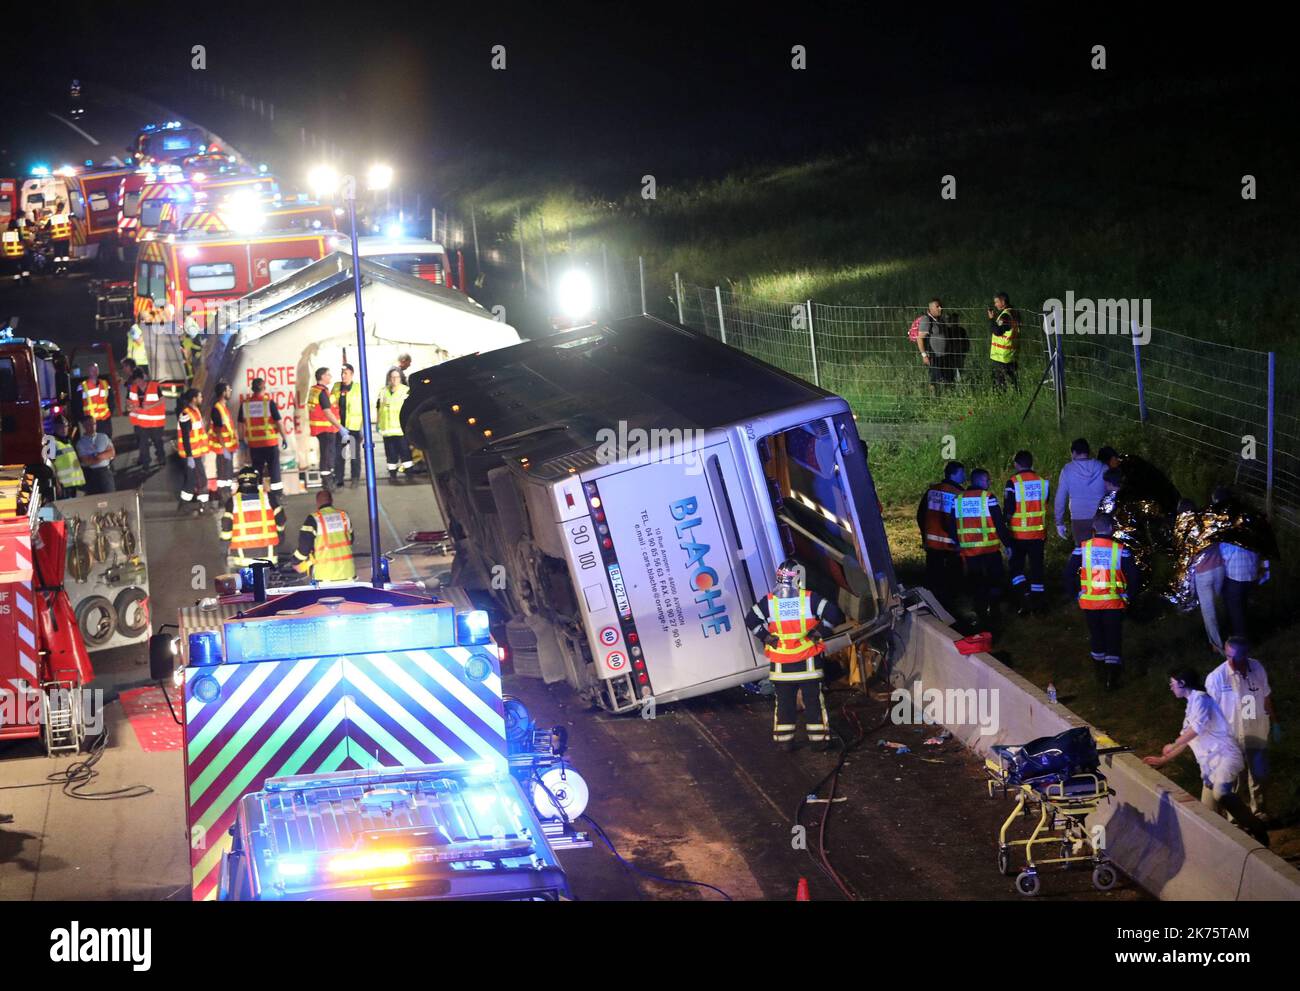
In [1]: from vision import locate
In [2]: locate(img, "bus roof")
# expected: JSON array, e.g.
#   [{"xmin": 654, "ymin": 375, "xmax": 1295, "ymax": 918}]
[{"xmin": 403, "ymin": 314, "xmax": 835, "ymax": 478}]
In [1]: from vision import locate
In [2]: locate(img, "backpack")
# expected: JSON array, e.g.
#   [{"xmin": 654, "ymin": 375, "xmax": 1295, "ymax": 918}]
[{"xmin": 908, "ymin": 314, "xmax": 924, "ymax": 343}]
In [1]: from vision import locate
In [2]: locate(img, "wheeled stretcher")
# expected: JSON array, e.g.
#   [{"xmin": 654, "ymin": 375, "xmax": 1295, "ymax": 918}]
[{"xmin": 984, "ymin": 727, "xmax": 1128, "ymax": 896}]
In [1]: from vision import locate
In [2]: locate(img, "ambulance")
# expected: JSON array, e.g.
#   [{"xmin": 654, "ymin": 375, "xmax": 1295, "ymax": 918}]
[
  {"xmin": 403, "ymin": 314, "xmax": 898, "ymax": 713},
  {"xmin": 66, "ymin": 166, "xmax": 135, "ymax": 261},
  {"xmin": 132, "ymin": 121, "xmax": 207, "ymax": 166}
]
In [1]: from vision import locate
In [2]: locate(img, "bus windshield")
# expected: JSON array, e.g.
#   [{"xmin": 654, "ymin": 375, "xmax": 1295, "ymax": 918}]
[{"xmin": 758, "ymin": 418, "xmax": 871, "ymax": 620}]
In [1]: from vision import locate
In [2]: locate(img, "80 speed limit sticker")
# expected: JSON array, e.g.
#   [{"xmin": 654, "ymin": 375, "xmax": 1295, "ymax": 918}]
[{"xmin": 599, "ymin": 626, "xmax": 620, "ymax": 646}]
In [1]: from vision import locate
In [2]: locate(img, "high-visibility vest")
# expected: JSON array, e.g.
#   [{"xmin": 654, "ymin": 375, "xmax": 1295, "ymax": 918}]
[
  {"xmin": 1078, "ymin": 538, "xmax": 1128, "ymax": 610},
  {"xmin": 308, "ymin": 507, "xmax": 355, "ymax": 581},
  {"xmin": 209, "ymin": 399, "xmax": 238, "ymax": 452},
  {"xmin": 49, "ymin": 214, "xmax": 71, "ymax": 239},
  {"xmin": 53, "ymin": 440, "xmax": 85, "ymax": 488},
  {"xmin": 2, "ymin": 231, "xmax": 21, "ymax": 257},
  {"xmin": 127, "ymin": 332, "xmax": 149, "ymax": 368},
  {"xmin": 128, "ymin": 380, "xmax": 166, "ymax": 428},
  {"xmin": 377, "ymin": 384, "xmax": 408, "ymax": 437},
  {"xmin": 920, "ymin": 479, "xmax": 962, "ymax": 551},
  {"xmin": 177, "ymin": 405, "xmax": 209, "ymax": 456},
  {"xmin": 989, "ymin": 307, "xmax": 1020, "ymax": 364},
  {"xmin": 81, "ymin": 380, "xmax": 111, "ymax": 422},
  {"xmin": 1007, "ymin": 470, "xmax": 1049, "ymax": 539},
  {"xmin": 242, "ymin": 396, "xmax": 280, "ymax": 448},
  {"xmin": 764, "ymin": 590, "xmax": 825, "ymax": 680},
  {"xmin": 307, "ymin": 383, "xmax": 338, "ymax": 436},
  {"xmin": 228, "ymin": 491, "xmax": 279, "ymax": 550},
  {"xmin": 956, "ymin": 489, "xmax": 1001, "ymax": 557},
  {"xmin": 330, "ymin": 381, "xmax": 364, "ymax": 432}
]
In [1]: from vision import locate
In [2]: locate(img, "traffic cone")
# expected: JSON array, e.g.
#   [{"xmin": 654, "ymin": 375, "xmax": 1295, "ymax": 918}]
[{"xmin": 795, "ymin": 877, "xmax": 811, "ymax": 901}]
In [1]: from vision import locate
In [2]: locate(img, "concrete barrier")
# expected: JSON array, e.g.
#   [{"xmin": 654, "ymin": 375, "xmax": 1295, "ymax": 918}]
[{"xmin": 889, "ymin": 607, "xmax": 1300, "ymax": 900}]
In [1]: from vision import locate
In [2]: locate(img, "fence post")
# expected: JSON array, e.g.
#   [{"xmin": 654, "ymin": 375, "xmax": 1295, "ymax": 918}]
[
  {"xmin": 1048, "ymin": 307, "xmax": 1065, "ymax": 425},
  {"xmin": 1267, "ymin": 351, "xmax": 1276, "ymax": 518},
  {"xmin": 1131, "ymin": 317, "xmax": 1148, "ymax": 422},
  {"xmin": 516, "ymin": 205, "xmax": 527, "ymax": 298},
  {"xmin": 638, "ymin": 256, "xmax": 647, "ymax": 315},
  {"xmin": 674, "ymin": 272, "xmax": 684, "ymax": 324},
  {"xmin": 539, "ymin": 216, "xmax": 550, "ymax": 292},
  {"xmin": 806, "ymin": 300, "xmax": 820, "ymax": 387},
  {"xmin": 714, "ymin": 286, "xmax": 727, "ymax": 345},
  {"xmin": 470, "ymin": 204, "xmax": 480, "ymax": 270}
]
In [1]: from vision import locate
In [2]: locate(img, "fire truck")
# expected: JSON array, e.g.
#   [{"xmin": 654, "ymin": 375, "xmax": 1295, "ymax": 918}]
[
  {"xmin": 133, "ymin": 171, "xmax": 279, "ymax": 242},
  {"xmin": 133, "ymin": 226, "xmax": 336, "ymax": 388},
  {"xmin": 0, "ymin": 342, "xmax": 94, "ymax": 756},
  {"xmin": 66, "ymin": 165, "xmax": 135, "ymax": 261},
  {"xmin": 132, "ymin": 121, "xmax": 208, "ymax": 166}
]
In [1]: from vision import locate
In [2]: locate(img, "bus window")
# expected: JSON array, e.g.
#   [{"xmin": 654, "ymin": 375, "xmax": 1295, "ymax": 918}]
[
  {"xmin": 268, "ymin": 257, "xmax": 312, "ymax": 282},
  {"xmin": 188, "ymin": 261, "xmax": 237, "ymax": 292},
  {"xmin": 89, "ymin": 192, "xmax": 112, "ymax": 213},
  {"xmin": 758, "ymin": 419, "xmax": 871, "ymax": 620}
]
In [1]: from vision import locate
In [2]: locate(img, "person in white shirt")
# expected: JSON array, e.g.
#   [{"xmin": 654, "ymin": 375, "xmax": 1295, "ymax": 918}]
[
  {"xmin": 1205, "ymin": 638, "xmax": 1277, "ymax": 821},
  {"xmin": 1210, "ymin": 486, "xmax": 1270, "ymax": 641},
  {"xmin": 1144, "ymin": 667, "xmax": 1269, "ymax": 847}
]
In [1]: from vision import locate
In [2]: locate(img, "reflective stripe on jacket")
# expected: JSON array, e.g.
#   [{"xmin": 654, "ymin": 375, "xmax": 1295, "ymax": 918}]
[
  {"xmin": 81, "ymin": 381, "xmax": 110, "ymax": 421},
  {"xmin": 209, "ymin": 399, "xmax": 238, "ymax": 452},
  {"xmin": 54, "ymin": 440, "xmax": 85, "ymax": 487},
  {"xmin": 1007, "ymin": 470, "xmax": 1049, "ymax": 539},
  {"xmin": 989, "ymin": 307, "xmax": 1020, "ymax": 364},
  {"xmin": 330, "ymin": 381, "xmax": 364, "ymax": 432},
  {"xmin": 1078, "ymin": 537, "xmax": 1128, "ymax": 610},
  {"xmin": 226, "ymin": 491, "xmax": 280, "ymax": 549},
  {"xmin": 177, "ymin": 405, "xmax": 209, "ymax": 456},
  {"xmin": 242, "ymin": 396, "xmax": 280, "ymax": 447},
  {"xmin": 308, "ymin": 383, "xmax": 338, "ymax": 436},
  {"xmin": 377, "ymin": 384, "xmax": 408, "ymax": 437},
  {"xmin": 957, "ymin": 489, "xmax": 1001, "ymax": 556},
  {"xmin": 920, "ymin": 480, "xmax": 961, "ymax": 551}
]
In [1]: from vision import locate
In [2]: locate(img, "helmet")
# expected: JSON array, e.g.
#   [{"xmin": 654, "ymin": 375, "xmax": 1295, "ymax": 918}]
[
  {"xmin": 775, "ymin": 558, "xmax": 801, "ymax": 598},
  {"xmin": 236, "ymin": 465, "xmax": 261, "ymax": 493}
]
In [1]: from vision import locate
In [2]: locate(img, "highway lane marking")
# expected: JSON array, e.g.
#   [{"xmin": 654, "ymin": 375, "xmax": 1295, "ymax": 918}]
[
  {"xmin": 681, "ymin": 710, "xmax": 791, "ymax": 824},
  {"xmin": 47, "ymin": 111, "xmax": 100, "ymax": 146}
]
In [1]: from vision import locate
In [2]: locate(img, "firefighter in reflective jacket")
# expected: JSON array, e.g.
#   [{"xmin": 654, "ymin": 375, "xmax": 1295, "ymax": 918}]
[
  {"xmin": 125, "ymin": 366, "xmax": 167, "ymax": 470},
  {"xmin": 79, "ymin": 363, "xmax": 113, "ymax": 437},
  {"xmin": 176, "ymin": 387, "xmax": 210, "ymax": 513},
  {"xmin": 220, "ymin": 466, "xmax": 285, "ymax": 569},
  {"xmin": 377, "ymin": 368, "xmax": 414, "ymax": 481},
  {"xmin": 916, "ymin": 460, "xmax": 965, "ymax": 611},
  {"xmin": 1003, "ymin": 450, "xmax": 1050, "ymax": 615},
  {"xmin": 745, "ymin": 559, "xmax": 843, "ymax": 751},
  {"xmin": 294, "ymin": 489, "xmax": 355, "ymax": 582},
  {"xmin": 238, "ymin": 378, "xmax": 288, "ymax": 492},
  {"xmin": 308, "ymin": 367, "xmax": 342, "ymax": 488},
  {"xmin": 987, "ymin": 292, "xmax": 1019, "ymax": 390},
  {"xmin": 50, "ymin": 416, "xmax": 85, "ymax": 498},
  {"xmin": 956, "ymin": 468, "xmax": 1013, "ymax": 631},
  {"xmin": 209, "ymin": 381, "xmax": 238, "ymax": 499},
  {"xmin": 1065, "ymin": 514, "xmax": 1139, "ymax": 691}
]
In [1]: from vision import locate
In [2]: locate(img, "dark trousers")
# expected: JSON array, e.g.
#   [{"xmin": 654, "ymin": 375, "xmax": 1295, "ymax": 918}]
[
  {"xmin": 991, "ymin": 362, "xmax": 1018, "ymax": 390},
  {"xmin": 1083, "ymin": 608, "xmax": 1124, "ymax": 665},
  {"xmin": 249, "ymin": 445, "xmax": 282, "ymax": 491},
  {"xmin": 963, "ymin": 552, "xmax": 1005, "ymax": 623},
  {"xmin": 135, "ymin": 426, "xmax": 166, "ymax": 469},
  {"xmin": 924, "ymin": 548, "xmax": 961, "ymax": 611},
  {"xmin": 85, "ymin": 466, "xmax": 115, "ymax": 494},
  {"xmin": 181, "ymin": 457, "xmax": 208, "ymax": 502},
  {"xmin": 1008, "ymin": 539, "xmax": 1046, "ymax": 604},
  {"xmin": 316, "ymin": 431, "xmax": 339, "ymax": 483},
  {"xmin": 1223, "ymin": 578, "xmax": 1251, "ymax": 640},
  {"xmin": 773, "ymin": 678, "xmax": 828, "ymax": 743},
  {"xmin": 383, "ymin": 435, "xmax": 413, "ymax": 477}
]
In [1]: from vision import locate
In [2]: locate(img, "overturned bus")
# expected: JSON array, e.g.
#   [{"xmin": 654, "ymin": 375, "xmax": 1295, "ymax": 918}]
[{"xmin": 403, "ymin": 314, "xmax": 896, "ymax": 713}]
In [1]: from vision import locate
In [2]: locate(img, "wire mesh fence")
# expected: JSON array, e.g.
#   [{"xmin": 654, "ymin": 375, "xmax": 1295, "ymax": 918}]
[{"xmin": 628, "ymin": 266, "xmax": 1296, "ymax": 531}]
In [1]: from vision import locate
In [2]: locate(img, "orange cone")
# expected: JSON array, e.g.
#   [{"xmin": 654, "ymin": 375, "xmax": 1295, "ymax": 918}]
[{"xmin": 795, "ymin": 877, "xmax": 811, "ymax": 901}]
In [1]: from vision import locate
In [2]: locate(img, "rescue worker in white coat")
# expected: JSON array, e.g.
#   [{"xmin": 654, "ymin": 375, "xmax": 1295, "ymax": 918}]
[
  {"xmin": 219, "ymin": 466, "xmax": 286, "ymax": 570},
  {"xmin": 746, "ymin": 559, "xmax": 843, "ymax": 751},
  {"xmin": 293, "ymin": 489, "xmax": 356, "ymax": 582}
]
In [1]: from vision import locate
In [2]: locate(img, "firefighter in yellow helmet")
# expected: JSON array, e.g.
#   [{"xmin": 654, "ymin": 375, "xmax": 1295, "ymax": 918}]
[
  {"xmin": 293, "ymin": 489, "xmax": 355, "ymax": 582},
  {"xmin": 219, "ymin": 465, "xmax": 285, "ymax": 570},
  {"xmin": 746, "ymin": 559, "xmax": 843, "ymax": 751}
]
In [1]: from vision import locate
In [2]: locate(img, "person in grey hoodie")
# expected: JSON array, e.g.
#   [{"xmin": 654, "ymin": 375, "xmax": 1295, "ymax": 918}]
[{"xmin": 1054, "ymin": 437, "xmax": 1107, "ymax": 544}]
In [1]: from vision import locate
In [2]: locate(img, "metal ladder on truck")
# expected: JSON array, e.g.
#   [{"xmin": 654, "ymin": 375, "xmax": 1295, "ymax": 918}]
[{"xmin": 41, "ymin": 678, "xmax": 85, "ymax": 755}]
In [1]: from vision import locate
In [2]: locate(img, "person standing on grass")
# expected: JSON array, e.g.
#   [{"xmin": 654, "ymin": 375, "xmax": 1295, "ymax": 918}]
[
  {"xmin": 955, "ymin": 468, "xmax": 1012, "ymax": 632},
  {"xmin": 1003, "ymin": 450, "xmax": 1049, "ymax": 615},
  {"xmin": 1144, "ymin": 667, "xmax": 1269, "ymax": 848},
  {"xmin": 1054, "ymin": 437, "xmax": 1107, "ymax": 545},
  {"xmin": 1176, "ymin": 498, "xmax": 1227, "ymax": 654},
  {"xmin": 916, "ymin": 460, "xmax": 965, "ymax": 612},
  {"xmin": 1205, "ymin": 637, "xmax": 1277, "ymax": 822},
  {"xmin": 915, "ymin": 298, "xmax": 953, "ymax": 393},
  {"xmin": 1211, "ymin": 486, "xmax": 1271, "ymax": 642},
  {"xmin": 1064, "ymin": 514, "xmax": 1137, "ymax": 690},
  {"xmin": 987, "ymin": 292, "xmax": 1020, "ymax": 390}
]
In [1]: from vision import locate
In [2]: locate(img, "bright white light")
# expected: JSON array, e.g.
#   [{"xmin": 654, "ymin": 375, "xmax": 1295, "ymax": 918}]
[
  {"xmin": 192, "ymin": 172, "xmax": 207, "ymax": 183},
  {"xmin": 385, "ymin": 222, "xmax": 404, "ymax": 239},
  {"xmin": 556, "ymin": 269, "xmax": 595, "ymax": 320},
  {"xmin": 366, "ymin": 163, "xmax": 393, "ymax": 191},
  {"xmin": 55, "ymin": 165, "xmax": 76, "ymax": 177},
  {"xmin": 307, "ymin": 164, "xmax": 340, "ymax": 198},
  {"xmin": 183, "ymin": 246, "xmax": 200, "ymax": 259},
  {"xmin": 222, "ymin": 189, "xmax": 263, "ymax": 234}
]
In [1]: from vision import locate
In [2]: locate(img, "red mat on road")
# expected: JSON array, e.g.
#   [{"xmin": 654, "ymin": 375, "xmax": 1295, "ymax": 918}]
[{"xmin": 119, "ymin": 683, "xmax": 184, "ymax": 752}]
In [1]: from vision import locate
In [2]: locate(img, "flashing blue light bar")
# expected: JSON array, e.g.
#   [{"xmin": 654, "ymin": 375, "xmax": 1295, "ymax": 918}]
[
  {"xmin": 220, "ymin": 603, "xmax": 457, "ymax": 665},
  {"xmin": 455, "ymin": 610, "xmax": 492, "ymax": 646},
  {"xmin": 30, "ymin": 165, "xmax": 50, "ymax": 176},
  {"xmin": 189, "ymin": 631, "xmax": 224, "ymax": 666}
]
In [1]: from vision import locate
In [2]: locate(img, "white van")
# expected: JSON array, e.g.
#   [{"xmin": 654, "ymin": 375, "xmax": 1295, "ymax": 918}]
[{"xmin": 403, "ymin": 314, "xmax": 896, "ymax": 713}]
